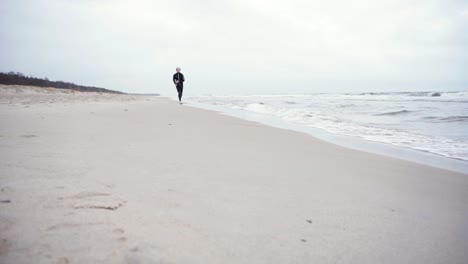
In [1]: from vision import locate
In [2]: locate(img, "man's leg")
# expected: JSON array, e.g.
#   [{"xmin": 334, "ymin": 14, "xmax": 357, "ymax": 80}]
[
  {"xmin": 177, "ymin": 86, "xmax": 182, "ymax": 101},
  {"xmin": 180, "ymin": 86, "xmax": 183, "ymax": 101}
]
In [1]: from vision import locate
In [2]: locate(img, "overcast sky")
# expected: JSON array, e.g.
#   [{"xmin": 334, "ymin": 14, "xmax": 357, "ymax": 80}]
[{"xmin": 1, "ymin": 0, "xmax": 467, "ymax": 95}]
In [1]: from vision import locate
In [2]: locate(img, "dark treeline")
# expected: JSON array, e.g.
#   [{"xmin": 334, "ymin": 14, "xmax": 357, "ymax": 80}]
[{"xmin": 0, "ymin": 71, "xmax": 125, "ymax": 94}]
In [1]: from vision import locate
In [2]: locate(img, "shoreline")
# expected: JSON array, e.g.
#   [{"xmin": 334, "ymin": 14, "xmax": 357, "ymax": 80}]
[
  {"xmin": 1, "ymin": 87, "xmax": 467, "ymax": 263},
  {"xmin": 183, "ymin": 97, "xmax": 468, "ymax": 174}
]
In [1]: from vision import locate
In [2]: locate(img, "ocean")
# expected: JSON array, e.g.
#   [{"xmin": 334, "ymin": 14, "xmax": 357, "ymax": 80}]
[{"xmin": 186, "ymin": 91, "xmax": 468, "ymax": 173}]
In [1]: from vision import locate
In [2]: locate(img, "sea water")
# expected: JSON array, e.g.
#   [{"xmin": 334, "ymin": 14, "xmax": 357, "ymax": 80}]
[{"xmin": 185, "ymin": 91, "xmax": 468, "ymax": 173}]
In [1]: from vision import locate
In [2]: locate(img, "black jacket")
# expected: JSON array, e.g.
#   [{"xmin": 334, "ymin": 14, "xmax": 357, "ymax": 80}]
[{"xmin": 173, "ymin": 73, "xmax": 185, "ymax": 86}]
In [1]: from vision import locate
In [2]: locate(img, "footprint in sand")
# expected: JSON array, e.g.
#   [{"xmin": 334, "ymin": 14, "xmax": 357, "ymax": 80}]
[
  {"xmin": 113, "ymin": 228, "xmax": 125, "ymax": 234},
  {"xmin": 46, "ymin": 222, "xmax": 107, "ymax": 231},
  {"xmin": 117, "ymin": 237, "xmax": 127, "ymax": 242},
  {"xmin": 130, "ymin": 247, "xmax": 139, "ymax": 252},
  {"xmin": 0, "ymin": 187, "xmax": 13, "ymax": 205},
  {"xmin": 56, "ymin": 257, "xmax": 70, "ymax": 264},
  {"xmin": 98, "ymin": 182, "xmax": 115, "ymax": 189},
  {"xmin": 59, "ymin": 191, "xmax": 126, "ymax": 211},
  {"xmin": 0, "ymin": 239, "xmax": 12, "ymax": 256},
  {"xmin": 112, "ymin": 228, "xmax": 128, "ymax": 243},
  {"xmin": 59, "ymin": 191, "xmax": 111, "ymax": 200},
  {"xmin": 20, "ymin": 134, "xmax": 38, "ymax": 138},
  {"xmin": 0, "ymin": 218, "xmax": 14, "ymax": 233}
]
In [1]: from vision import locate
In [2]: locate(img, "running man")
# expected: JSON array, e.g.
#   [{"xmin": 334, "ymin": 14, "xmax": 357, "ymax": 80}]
[{"xmin": 173, "ymin": 67, "xmax": 185, "ymax": 104}]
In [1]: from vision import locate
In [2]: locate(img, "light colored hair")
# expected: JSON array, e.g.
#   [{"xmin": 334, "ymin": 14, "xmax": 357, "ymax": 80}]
[{"xmin": 176, "ymin": 67, "xmax": 181, "ymax": 72}]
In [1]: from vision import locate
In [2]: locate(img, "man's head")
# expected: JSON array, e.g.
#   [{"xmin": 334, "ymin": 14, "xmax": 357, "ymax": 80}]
[{"xmin": 176, "ymin": 67, "xmax": 181, "ymax": 72}]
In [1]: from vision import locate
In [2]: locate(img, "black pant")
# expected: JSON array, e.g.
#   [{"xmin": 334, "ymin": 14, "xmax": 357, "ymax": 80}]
[{"xmin": 176, "ymin": 84, "xmax": 183, "ymax": 101}]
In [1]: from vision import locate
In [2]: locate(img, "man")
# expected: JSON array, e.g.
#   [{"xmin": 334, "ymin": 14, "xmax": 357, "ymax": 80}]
[{"xmin": 173, "ymin": 67, "xmax": 185, "ymax": 104}]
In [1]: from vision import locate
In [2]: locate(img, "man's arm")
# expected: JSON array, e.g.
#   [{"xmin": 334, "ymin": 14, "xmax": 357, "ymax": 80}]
[
  {"xmin": 173, "ymin": 74, "xmax": 178, "ymax": 84},
  {"xmin": 181, "ymin": 74, "xmax": 185, "ymax": 82}
]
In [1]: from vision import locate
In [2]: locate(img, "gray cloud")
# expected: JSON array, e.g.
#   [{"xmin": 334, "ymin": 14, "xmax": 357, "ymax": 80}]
[{"xmin": 1, "ymin": 0, "xmax": 467, "ymax": 95}]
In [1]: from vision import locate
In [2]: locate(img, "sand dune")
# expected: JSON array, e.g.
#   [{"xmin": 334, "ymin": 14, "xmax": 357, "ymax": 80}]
[
  {"xmin": 0, "ymin": 85, "xmax": 467, "ymax": 263},
  {"xmin": 0, "ymin": 84, "xmax": 141, "ymax": 105}
]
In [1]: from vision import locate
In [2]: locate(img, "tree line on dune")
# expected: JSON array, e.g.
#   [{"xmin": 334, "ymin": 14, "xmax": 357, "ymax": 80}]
[{"xmin": 0, "ymin": 71, "xmax": 125, "ymax": 94}]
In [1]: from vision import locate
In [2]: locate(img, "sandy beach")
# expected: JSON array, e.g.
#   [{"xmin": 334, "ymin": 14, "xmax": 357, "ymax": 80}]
[{"xmin": 0, "ymin": 85, "xmax": 467, "ymax": 263}]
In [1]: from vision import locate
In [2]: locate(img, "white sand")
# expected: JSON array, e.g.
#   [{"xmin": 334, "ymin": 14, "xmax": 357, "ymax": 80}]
[{"xmin": 1, "ymin": 85, "xmax": 467, "ymax": 263}]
